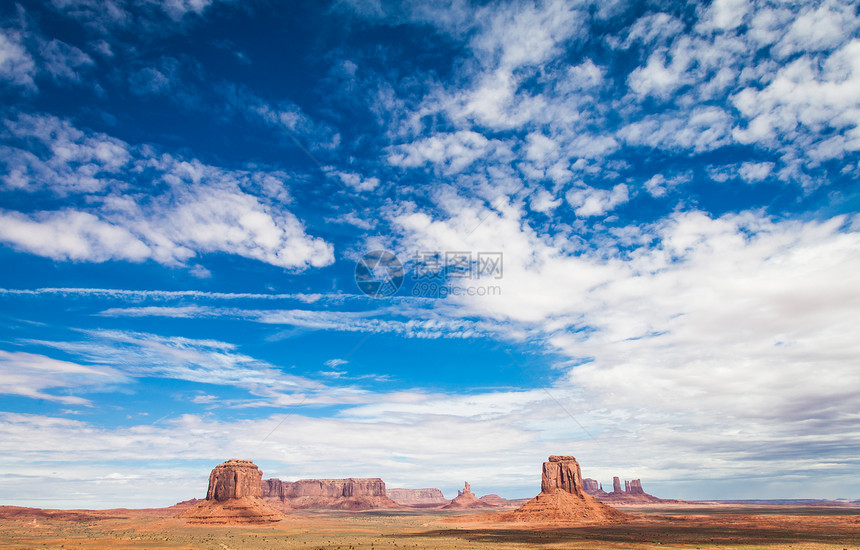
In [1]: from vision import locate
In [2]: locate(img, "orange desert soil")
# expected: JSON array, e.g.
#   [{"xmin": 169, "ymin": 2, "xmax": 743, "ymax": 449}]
[{"xmin": 2, "ymin": 503, "xmax": 860, "ymax": 549}]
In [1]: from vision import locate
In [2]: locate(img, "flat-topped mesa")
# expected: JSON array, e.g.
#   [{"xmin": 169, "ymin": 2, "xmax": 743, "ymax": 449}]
[
  {"xmin": 207, "ymin": 459, "xmax": 263, "ymax": 501},
  {"xmin": 180, "ymin": 459, "xmax": 284, "ymax": 524},
  {"xmin": 261, "ymin": 478, "xmax": 399, "ymax": 510},
  {"xmin": 386, "ymin": 488, "xmax": 447, "ymax": 506},
  {"xmin": 629, "ymin": 479, "xmax": 645, "ymax": 495},
  {"xmin": 541, "ymin": 455, "xmax": 584, "ymax": 496}
]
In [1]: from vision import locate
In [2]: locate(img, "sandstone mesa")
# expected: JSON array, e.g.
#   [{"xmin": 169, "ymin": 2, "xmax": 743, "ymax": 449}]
[
  {"xmin": 502, "ymin": 455, "xmax": 628, "ymax": 523},
  {"xmin": 179, "ymin": 459, "xmax": 285, "ymax": 524}
]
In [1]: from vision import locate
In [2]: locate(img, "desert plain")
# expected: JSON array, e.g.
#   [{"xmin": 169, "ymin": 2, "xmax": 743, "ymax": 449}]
[{"xmin": 2, "ymin": 502, "xmax": 860, "ymax": 549}]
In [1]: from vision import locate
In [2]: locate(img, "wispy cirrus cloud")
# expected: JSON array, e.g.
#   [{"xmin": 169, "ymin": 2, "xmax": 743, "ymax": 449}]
[{"xmin": 0, "ymin": 350, "xmax": 125, "ymax": 405}]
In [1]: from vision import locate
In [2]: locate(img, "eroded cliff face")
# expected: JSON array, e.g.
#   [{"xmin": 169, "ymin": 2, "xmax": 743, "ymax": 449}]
[
  {"xmin": 180, "ymin": 459, "xmax": 284, "ymax": 524},
  {"xmin": 261, "ymin": 478, "xmax": 398, "ymax": 510},
  {"xmin": 541, "ymin": 455, "xmax": 584, "ymax": 496},
  {"xmin": 263, "ymin": 478, "xmax": 387, "ymax": 498},
  {"xmin": 207, "ymin": 459, "xmax": 263, "ymax": 501},
  {"xmin": 386, "ymin": 488, "xmax": 447, "ymax": 506}
]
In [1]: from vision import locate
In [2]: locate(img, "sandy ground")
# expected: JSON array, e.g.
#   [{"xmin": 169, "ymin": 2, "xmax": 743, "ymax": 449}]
[{"xmin": 1, "ymin": 503, "xmax": 860, "ymax": 549}]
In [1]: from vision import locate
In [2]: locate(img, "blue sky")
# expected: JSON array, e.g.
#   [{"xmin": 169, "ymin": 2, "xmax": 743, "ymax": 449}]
[{"xmin": 1, "ymin": 0, "xmax": 859, "ymax": 508}]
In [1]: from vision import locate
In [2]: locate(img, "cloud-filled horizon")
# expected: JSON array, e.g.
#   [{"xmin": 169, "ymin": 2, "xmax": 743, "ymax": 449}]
[{"xmin": 1, "ymin": 0, "xmax": 859, "ymax": 508}]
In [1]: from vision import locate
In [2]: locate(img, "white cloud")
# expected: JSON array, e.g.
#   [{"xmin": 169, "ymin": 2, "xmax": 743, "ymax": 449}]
[
  {"xmin": 611, "ymin": 12, "xmax": 684, "ymax": 49},
  {"xmin": 98, "ymin": 304, "xmax": 499, "ymax": 340},
  {"xmin": 28, "ymin": 330, "xmax": 367, "ymax": 407},
  {"xmin": 0, "ymin": 28, "xmax": 35, "ymax": 88},
  {"xmin": 159, "ymin": 0, "xmax": 214, "ymax": 20},
  {"xmin": 772, "ymin": 1, "xmax": 860, "ymax": 59},
  {"xmin": 387, "ymin": 131, "xmax": 505, "ymax": 174},
  {"xmin": 566, "ymin": 184, "xmax": 629, "ymax": 217},
  {"xmin": 0, "ymin": 350, "xmax": 125, "ymax": 405},
  {"xmin": 49, "ymin": 0, "xmax": 216, "ymax": 30},
  {"xmin": 644, "ymin": 174, "xmax": 667, "ymax": 197},
  {"xmin": 738, "ymin": 161, "xmax": 774, "ymax": 182},
  {"xmin": 732, "ymin": 39, "xmax": 860, "ymax": 158},
  {"xmin": 1, "ymin": 113, "xmax": 132, "ymax": 193},
  {"xmin": 468, "ymin": 0, "xmax": 583, "ymax": 70},
  {"xmin": 0, "ymin": 286, "xmax": 330, "ymax": 301},
  {"xmin": 385, "ymin": 192, "xmax": 860, "ymax": 498},
  {"xmin": 0, "ymin": 209, "xmax": 151, "ymax": 262},
  {"xmin": 331, "ymin": 170, "xmax": 380, "ymax": 192},
  {"xmin": 0, "ymin": 115, "xmax": 334, "ymax": 269},
  {"xmin": 628, "ymin": 50, "xmax": 685, "ymax": 99},
  {"xmin": 619, "ymin": 106, "xmax": 734, "ymax": 152},
  {"xmin": 643, "ymin": 171, "xmax": 691, "ymax": 197},
  {"xmin": 700, "ymin": 0, "xmax": 751, "ymax": 31},
  {"xmin": 39, "ymin": 39, "xmax": 94, "ymax": 82},
  {"xmin": 524, "ymin": 132, "xmax": 558, "ymax": 165},
  {"xmin": 529, "ymin": 188, "xmax": 562, "ymax": 213}
]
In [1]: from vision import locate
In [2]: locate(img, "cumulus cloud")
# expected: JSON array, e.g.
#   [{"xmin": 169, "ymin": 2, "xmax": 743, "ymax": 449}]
[
  {"xmin": 350, "ymin": 0, "xmax": 860, "ymax": 190},
  {"xmin": 0, "ymin": 115, "xmax": 334, "ymax": 269},
  {"xmin": 732, "ymin": 39, "xmax": 860, "ymax": 158},
  {"xmin": 0, "ymin": 210, "xmax": 150, "ymax": 262},
  {"xmin": 385, "ymin": 191, "xmax": 860, "ymax": 496},
  {"xmin": 618, "ymin": 107, "xmax": 734, "ymax": 152},
  {"xmin": 738, "ymin": 161, "xmax": 774, "ymax": 182},
  {"xmin": 628, "ymin": 50, "xmax": 685, "ymax": 99},
  {"xmin": 330, "ymin": 170, "xmax": 380, "ymax": 192},
  {"xmin": 529, "ymin": 188, "xmax": 562, "ymax": 213},
  {"xmin": 388, "ymin": 131, "xmax": 506, "ymax": 174},
  {"xmin": 0, "ymin": 28, "xmax": 36, "ymax": 88},
  {"xmin": 566, "ymin": 184, "xmax": 629, "ymax": 217}
]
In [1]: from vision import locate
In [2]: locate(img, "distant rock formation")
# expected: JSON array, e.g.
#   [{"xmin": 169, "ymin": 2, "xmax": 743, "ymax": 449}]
[
  {"xmin": 180, "ymin": 459, "xmax": 284, "ymax": 524},
  {"xmin": 582, "ymin": 478, "xmax": 600, "ymax": 493},
  {"xmin": 386, "ymin": 488, "xmax": 448, "ymax": 506},
  {"xmin": 261, "ymin": 477, "xmax": 399, "ymax": 510},
  {"xmin": 442, "ymin": 481, "xmax": 494, "ymax": 509},
  {"xmin": 582, "ymin": 476, "xmax": 681, "ymax": 504},
  {"xmin": 504, "ymin": 456, "xmax": 627, "ymax": 523}
]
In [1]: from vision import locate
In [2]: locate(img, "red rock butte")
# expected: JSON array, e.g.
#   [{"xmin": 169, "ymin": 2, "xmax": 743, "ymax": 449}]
[
  {"xmin": 207, "ymin": 459, "xmax": 263, "ymax": 501},
  {"xmin": 179, "ymin": 459, "xmax": 285, "ymax": 524},
  {"xmin": 582, "ymin": 475, "xmax": 682, "ymax": 504},
  {"xmin": 505, "ymin": 455, "xmax": 628, "ymax": 523},
  {"xmin": 442, "ymin": 481, "xmax": 494, "ymax": 509}
]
